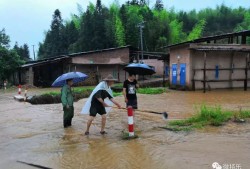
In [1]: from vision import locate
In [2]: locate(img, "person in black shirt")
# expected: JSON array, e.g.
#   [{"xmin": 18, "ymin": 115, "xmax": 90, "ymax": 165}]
[
  {"xmin": 85, "ymin": 75, "xmax": 121, "ymax": 135},
  {"xmin": 123, "ymin": 72, "xmax": 139, "ymax": 109}
]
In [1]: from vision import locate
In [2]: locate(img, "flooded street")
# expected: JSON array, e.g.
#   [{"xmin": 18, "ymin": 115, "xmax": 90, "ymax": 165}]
[{"xmin": 0, "ymin": 89, "xmax": 250, "ymax": 169}]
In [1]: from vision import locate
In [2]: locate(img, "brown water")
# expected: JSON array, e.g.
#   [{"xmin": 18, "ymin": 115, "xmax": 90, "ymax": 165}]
[{"xmin": 0, "ymin": 89, "xmax": 250, "ymax": 169}]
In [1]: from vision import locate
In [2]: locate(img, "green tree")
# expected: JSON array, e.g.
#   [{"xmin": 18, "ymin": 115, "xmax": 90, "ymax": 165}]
[
  {"xmin": 169, "ymin": 20, "xmax": 186, "ymax": 44},
  {"xmin": 235, "ymin": 11, "xmax": 250, "ymax": 31},
  {"xmin": 13, "ymin": 42, "xmax": 31, "ymax": 61},
  {"xmin": 92, "ymin": 0, "xmax": 107, "ymax": 50},
  {"xmin": 22, "ymin": 44, "xmax": 30, "ymax": 60},
  {"xmin": 115, "ymin": 16, "xmax": 126, "ymax": 46},
  {"xmin": 0, "ymin": 47, "xmax": 24, "ymax": 81},
  {"xmin": 0, "ymin": 28, "xmax": 10, "ymax": 49},
  {"xmin": 38, "ymin": 9, "xmax": 65, "ymax": 59},
  {"xmin": 75, "ymin": 6, "xmax": 94, "ymax": 51},
  {"xmin": 154, "ymin": 0, "xmax": 164, "ymax": 11},
  {"xmin": 63, "ymin": 21, "xmax": 79, "ymax": 53},
  {"xmin": 187, "ymin": 19, "xmax": 206, "ymax": 41}
]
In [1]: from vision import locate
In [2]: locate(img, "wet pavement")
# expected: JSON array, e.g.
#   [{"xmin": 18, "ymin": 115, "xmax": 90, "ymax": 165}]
[{"xmin": 0, "ymin": 89, "xmax": 250, "ymax": 169}]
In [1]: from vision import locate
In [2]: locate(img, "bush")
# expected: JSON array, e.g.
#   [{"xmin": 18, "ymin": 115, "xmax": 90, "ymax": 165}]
[{"xmin": 28, "ymin": 88, "xmax": 92, "ymax": 105}]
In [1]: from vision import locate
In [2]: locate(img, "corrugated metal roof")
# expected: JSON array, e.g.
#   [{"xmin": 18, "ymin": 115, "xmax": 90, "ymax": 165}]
[
  {"xmin": 21, "ymin": 55, "xmax": 70, "ymax": 68},
  {"xmin": 161, "ymin": 30, "xmax": 250, "ymax": 49},
  {"xmin": 190, "ymin": 44, "xmax": 250, "ymax": 52},
  {"xmin": 21, "ymin": 46, "xmax": 132, "ymax": 68}
]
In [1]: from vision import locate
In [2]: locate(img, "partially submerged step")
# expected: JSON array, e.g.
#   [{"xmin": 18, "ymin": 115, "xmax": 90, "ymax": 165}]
[{"xmin": 14, "ymin": 95, "xmax": 25, "ymax": 102}]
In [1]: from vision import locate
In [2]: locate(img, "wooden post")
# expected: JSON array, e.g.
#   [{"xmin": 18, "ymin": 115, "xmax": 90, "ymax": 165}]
[
  {"xmin": 242, "ymin": 35, "xmax": 246, "ymax": 44},
  {"xmin": 96, "ymin": 65, "xmax": 100, "ymax": 83},
  {"xmin": 203, "ymin": 52, "xmax": 207, "ymax": 93},
  {"xmin": 229, "ymin": 52, "xmax": 234, "ymax": 88},
  {"xmin": 163, "ymin": 60, "xmax": 166, "ymax": 87},
  {"xmin": 244, "ymin": 53, "xmax": 249, "ymax": 91},
  {"xmin": 117, "ymin": 65, "xmax": 120, "ymax": 82},
  {"xmin": 192, "ymin": 70, "xmax": 196, "ymax": 91}
]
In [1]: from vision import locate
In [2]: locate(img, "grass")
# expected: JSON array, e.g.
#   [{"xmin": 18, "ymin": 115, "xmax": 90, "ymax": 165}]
[
  {"xmin": 38, "ymin": 86, "xmax": 165, "ymax": 104},
  {"xmin": 121, "ymin": 131, "xmax": 139, "ymax": 140},
  {"xmin": 165, "ymin": 104, "xmax": 250, "ymax": 132},
  {"xmin": 42, "ymin": 86, "xmax": 165, "ymax": 97},
  {"xmin": 137, "ymin": 87, "xmax": 166, "ymax": 94}
]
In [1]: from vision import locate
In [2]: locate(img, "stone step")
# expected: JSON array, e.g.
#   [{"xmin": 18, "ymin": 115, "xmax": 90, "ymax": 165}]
[{"xmin": 14, "ymin": 95, "xmax": 25, "ymax": 102}]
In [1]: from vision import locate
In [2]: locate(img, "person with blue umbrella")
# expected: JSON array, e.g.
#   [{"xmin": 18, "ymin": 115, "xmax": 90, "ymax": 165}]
[
  {"xmin": 61, "ymin": 78, "xmax": 74, "ymax": 128},
  {"xmin": 52, "ymin": 71, "xmax": 88, "ymax": 128}
]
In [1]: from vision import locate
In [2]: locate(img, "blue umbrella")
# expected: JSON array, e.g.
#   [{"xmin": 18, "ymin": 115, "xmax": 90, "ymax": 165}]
[
  {"xmin": 52, "ymin": 72, "xmax": 88, "ymax": 87},
  {"xmin": 124, "ymin": 63, "xmax": 156, "ymax": 75}
]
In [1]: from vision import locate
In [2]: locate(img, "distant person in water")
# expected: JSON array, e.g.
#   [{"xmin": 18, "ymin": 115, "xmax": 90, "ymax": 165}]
[
  {"xmin": 81, "ymin": 74, "xmax": 121, "ymax": 135},
  {"xmin": 61, "ymin": 78, "xmax": 74, "ymax": 128}
]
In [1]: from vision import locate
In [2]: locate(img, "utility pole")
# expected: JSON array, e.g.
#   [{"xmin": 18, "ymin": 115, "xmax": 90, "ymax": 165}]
[
  {"xmin": 137, "ymin": 21, "xmax": 145, "ymax": 62},
  {"xmin": 32, "ymin": 45, "xmax": 36, "ymax": 60}
]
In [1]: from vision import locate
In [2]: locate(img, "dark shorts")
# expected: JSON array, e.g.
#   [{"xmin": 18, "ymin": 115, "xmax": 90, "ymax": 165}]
[
  {"xmin": 126, "ymin": 99, "xmax": 138, "ymax": 109},
  {"xmin": 89, "ymin": 106, "xmax": 106, "ymax": 117}
]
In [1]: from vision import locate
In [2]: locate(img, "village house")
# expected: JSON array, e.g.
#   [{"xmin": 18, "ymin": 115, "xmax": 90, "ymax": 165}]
[
  {"xmin": 18, "ymin": 46, "xmax": 165, "ymax": 87},
  {"xmin": 163, "ymin": 30, "xmax": 250, "ymax": 92}
]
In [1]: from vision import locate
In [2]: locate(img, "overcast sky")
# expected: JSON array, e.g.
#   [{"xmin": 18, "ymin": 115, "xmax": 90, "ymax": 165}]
[{"xmin": 0, "ymin": 0, "xmax": 249, "ymax": 59}]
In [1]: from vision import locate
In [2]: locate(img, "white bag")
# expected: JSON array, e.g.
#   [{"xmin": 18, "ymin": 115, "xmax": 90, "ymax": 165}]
[{"xmin": 80, "ymin": 81, "xmax": 114, "ymax": 115}]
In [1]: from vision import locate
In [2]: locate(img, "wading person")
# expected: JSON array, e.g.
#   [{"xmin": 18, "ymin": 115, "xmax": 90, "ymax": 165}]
[
  {"xmin": 123, "ymin": 72, "xmax": 139, "ymax": 110},
  {"xmin": 61, "ymin": 78, "xmax": 74, "ymax": 128},
  {"xmin": 81, "ymin": 74, "xmax": 121, "ymax": 135}
]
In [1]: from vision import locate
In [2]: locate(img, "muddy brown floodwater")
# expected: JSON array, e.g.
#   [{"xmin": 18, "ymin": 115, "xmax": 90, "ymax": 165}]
[{"xmin": 0, "ymin": 89, "xmax": 250, "ymax": 169}]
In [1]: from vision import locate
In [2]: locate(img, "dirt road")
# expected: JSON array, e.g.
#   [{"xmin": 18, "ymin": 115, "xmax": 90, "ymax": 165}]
[{"xmin": 0, "ymin": 89, "xmax": 249, "ymax": 169}]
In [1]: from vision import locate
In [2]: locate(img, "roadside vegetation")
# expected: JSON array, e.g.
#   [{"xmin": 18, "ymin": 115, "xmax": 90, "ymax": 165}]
[
  {"xmin": 27, "ymin": 86, "xmax": 166, "ymax": 104},
  {"xmin": 43, "ymin": 86, "xmax": 166, "ymax": 96},
  {"xmin": 164, "ymin": 105, "xmax": 250, "ymax": 132}
]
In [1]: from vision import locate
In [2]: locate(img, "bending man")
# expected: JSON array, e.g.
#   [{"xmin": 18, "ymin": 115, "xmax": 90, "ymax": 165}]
[{"xmin": 81, "ymin": 74, "xmax": 121, "ymax": 135}]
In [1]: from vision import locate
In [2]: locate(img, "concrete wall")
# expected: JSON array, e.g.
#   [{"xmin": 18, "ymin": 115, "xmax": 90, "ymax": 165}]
[
  {"xmin": 75, "ymin": 64, "xmax": 127, "ymax": 84},
  {"xmin": 71, "ymin": 47, "xmax": 130, "ymax": 84},
  {"xmin": 72, "ymin": 48, "xmax": 130, "ymax": 65},
  {"xmin": 142, "ymin": 59, "xmax": 164, "ymax": 75},
  {"xmin": 192, "ymin": 51, "xmax": 250, "ymax": 89},
  {"xmin": 169, "ymin": 44, "xmax": 191, "ymax": 88}
]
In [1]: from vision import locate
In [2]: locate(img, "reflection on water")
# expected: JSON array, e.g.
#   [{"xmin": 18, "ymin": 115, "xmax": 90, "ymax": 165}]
[{"xmin": 0, "ymin": 89, "xmax": 250, "ymax": 168}]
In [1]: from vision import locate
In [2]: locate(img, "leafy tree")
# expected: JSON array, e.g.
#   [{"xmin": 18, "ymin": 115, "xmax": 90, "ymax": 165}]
[
  {"xmin": 38, "ymin": 9, "xmax": 65, "ymax": 59},
  {"xmin": 169, "ymin": 20, "xmax": 186, "ymax": 44},
  {"xmin": 0, "ymin": 47, "xmax": 24, "ymax": 81},
  {"xmin": 115, "ymin": 16, "xmax": 126, "ymax": 46},
  {"xmin": 235, "ymin": 11, "xmax": 250, "ymax": 31},
  {"xmin": 0, "ymin": 28, "xmax": 10, "ymax": 49},
  {"xmin": 63, "ymin": 21, "xmax": 79, "ymax": 53},
  {"xmin": 154, "ymin": 0, "xmax": 164, "ymax": 11},
  {"xmin": 13, "ymin": 42, "xmax": 31, "ymax": 61},
  {"xmin": 92, "ymin": 0, "xmax": 107, "ymax": 50},
  {"xmin": 187, "ymin": 19, "xmax": 206, "ymax": 41},
  {"xmin": 75, "ymin": 7, "xmax": 94, "ymax": 51},
  {"xmin": 38, "ymin": 2, "xmax": 250, "ymax": 56}
]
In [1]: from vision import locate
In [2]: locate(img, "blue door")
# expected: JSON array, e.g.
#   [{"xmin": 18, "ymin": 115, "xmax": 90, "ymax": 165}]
[
  {"xmin": 172, "ymin": 64, "xmax": 177, "ymax": 85},
  {"xmin": 180, "ymin": 63, "xmax": 186, "ymax": 86},
  {"xmin": 165, "ymin": 66, "xmax": 169, "ymax": 77}
]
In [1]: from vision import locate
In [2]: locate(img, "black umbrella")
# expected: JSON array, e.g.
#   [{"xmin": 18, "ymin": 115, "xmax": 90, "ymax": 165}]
[{"xmin": 124, "ymin": 63, "xmax": 156, "ymax": 75}]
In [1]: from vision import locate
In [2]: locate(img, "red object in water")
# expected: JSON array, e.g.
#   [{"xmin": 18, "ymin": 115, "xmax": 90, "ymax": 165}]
[
  {"xmin": 127, "ymin": 106, "xmax": 134, "ymax": 136},
  {"xmin": 18, "ymin": 84, "xmax": 22, "ymax": 95}
]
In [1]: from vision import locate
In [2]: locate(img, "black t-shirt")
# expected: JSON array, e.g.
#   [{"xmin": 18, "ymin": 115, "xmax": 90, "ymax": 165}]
[
  {"xmin": 123, "ymin": 79, "xmax": 137, "ymax": 100},
  {"xmin": 91, "ymin": 90, "xmax": 113, "ymax": 108}
]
